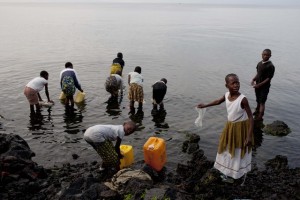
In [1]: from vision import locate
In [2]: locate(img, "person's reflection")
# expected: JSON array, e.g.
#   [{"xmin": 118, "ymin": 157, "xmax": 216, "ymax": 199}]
[
  {"xmin": 106, "ymin": 96, "xmax": 122, "ymax": 116},
  {"xmin": 28, "ymin": 107, "xmax": 53, "ymax": 131},
  {"xmin": 75, "ymin": 101, "xmax": 87, "ymax": 112},
  {"xmin": 63, "ymin": 107, "xmax": 83, "ymax": 135},
  {"xmin": 151, "ymin": 108, "xmax": 169, "ymax": 129},
  {"xmin": 28, "ymin": 112, "xmax": 44, "ymax": 131},
  {"xmin": 129, "ymin": 107, "xmax": 144, "ymax": 125},
  {"xmin": 253, "ymin": 120, "xmax": 264, "ymax": 149}
]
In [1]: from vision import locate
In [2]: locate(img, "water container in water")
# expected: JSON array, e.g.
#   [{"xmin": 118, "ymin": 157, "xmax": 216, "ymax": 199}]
[
  {"xmin": 74, "ymin": 92, "xmax": 85, "ymax": 103},
  {"xmin": 143, "ymin": 137, "xmax": 166, "ymax": 171},
  {"xmin": 110, "ymin": 63, "xmax": 122, "ymax": 75},
  {"xmin": 59, "ymin": 92, "xmax": 66, "ymax": 100},
  {"xmin": 119, "ymin": 145, "xmax": 134, "ymax": 169}
]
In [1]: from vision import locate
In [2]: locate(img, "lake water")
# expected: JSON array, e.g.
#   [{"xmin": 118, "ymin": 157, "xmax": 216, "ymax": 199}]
[{"xmin": 0, "ymin": 3, "xmax": 299, "ymax": 169}]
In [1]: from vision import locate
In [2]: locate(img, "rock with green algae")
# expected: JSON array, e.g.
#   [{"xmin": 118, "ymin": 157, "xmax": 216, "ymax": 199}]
[{"xmin": 263, "ymin": 120, "xmax": 291, "ymax": 136}]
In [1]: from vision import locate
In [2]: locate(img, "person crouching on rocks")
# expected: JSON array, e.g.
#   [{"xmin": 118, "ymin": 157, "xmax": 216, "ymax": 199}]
[{"xmin": 84, "ymin": 121, "xmax": 136, "ymax": 172}]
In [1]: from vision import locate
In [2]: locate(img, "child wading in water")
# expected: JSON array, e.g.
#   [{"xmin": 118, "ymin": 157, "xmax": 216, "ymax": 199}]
[
  {"xmin": 128, "ymin": 66, "xmax": 143, "ymax": 112},
  {"xmin": 197, "ymin": 74, "xmax": 254, "ymax": 184},
  {"xmin": 152, "ymin": 78, "xmax": 167, "ymax": 111},
  {"xmin": 84, "ymin": 121, "xmax": 136, "ymax": 172},
  {"xmin": 105, "ymin": 70, "xmax": 124, "ymax": 101},
  {"xmin": 251, "ymin": 49, "xmax": 275, "ymax": 121},
  {"xmin": 24, "ymin": 71, "xmax": 54, "ymax": 114},
  {"xmin": 60, "ymin": 62, "xmax": 84, "ymax": 110}
]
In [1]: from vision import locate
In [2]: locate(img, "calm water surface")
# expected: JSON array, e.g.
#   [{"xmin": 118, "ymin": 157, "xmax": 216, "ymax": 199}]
[{"xmin": 0, "ymin": 3, "xmax": 299, "ymax": 169}]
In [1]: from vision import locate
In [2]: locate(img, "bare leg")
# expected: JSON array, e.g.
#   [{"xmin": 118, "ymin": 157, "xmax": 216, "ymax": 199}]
[
  {"xmin": 159, "ymin": 102, "xmax": 164, "ymax": 111},
  {"xmin": 70, "ymin": 97, "xmax": 75, "ymax": 109},
  {"xmin": 138, "ymin": 102, "xmax": 143, "ymax": 110},
  {"xmin": 30, "ymin": 105, "xmax": 35, "ymax": 114},
  {"xmin": 257, "ymin": 103, "xmax": 265, "ymax": 120},
  {"xmin": 130, "ymin": 101, "xmax": 134, "ymax": 109},
  {"xmin": 35, "ymin": 103, "xmax": 41, "ymax": 113}
]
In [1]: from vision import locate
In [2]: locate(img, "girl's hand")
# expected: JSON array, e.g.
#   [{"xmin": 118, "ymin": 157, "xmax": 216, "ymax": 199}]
[
  {"xmin": 197, "ymin": 104, "xmax": 205, "ymax": 108},
  {"xmin": 253, "ymin": 83, "xmax": 260, "ymax": 89},
  {"xmin": 244, "ymin": 135, "xmax": 252, "ymax": 146}
]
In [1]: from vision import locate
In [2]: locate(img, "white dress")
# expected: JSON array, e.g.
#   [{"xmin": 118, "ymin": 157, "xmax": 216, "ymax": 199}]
[{"xmin": 214, "ymin": 92, "xmax": 252, "ymax": 179}]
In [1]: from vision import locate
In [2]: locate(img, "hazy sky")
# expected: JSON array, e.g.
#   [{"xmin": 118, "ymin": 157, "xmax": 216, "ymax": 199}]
[{"xmin": 0, "ymin": 0, "xmax": 300, "ymax": 5}]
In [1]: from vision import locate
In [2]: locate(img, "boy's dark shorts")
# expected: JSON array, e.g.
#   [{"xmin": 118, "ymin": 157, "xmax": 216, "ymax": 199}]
[{"xmin": 255, "ymin": 86, "xmax": 270, "ymax": 104}]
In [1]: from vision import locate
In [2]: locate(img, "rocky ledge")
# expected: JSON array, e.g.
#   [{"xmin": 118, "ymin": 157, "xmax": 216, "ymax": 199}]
[{"xmin": 0, "ymin": 133, "xmax": 299, "ymax": 200}]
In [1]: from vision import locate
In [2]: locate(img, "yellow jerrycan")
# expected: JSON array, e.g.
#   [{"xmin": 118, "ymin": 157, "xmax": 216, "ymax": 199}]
[
  {"xmin": 143, "ymin": 137, "xmax": 166, "ymax": 171},
  {"xmin": 119, "ymin": 145, "xmax": 134, "ymax": 169},
  {"xmin": 74, "ymin": 91, "xmax": 85, "ymax": 103},
  {"xmin": 110, "ymin": 63, "xmax": 122, "ymax": 75},
  {"xmin": 59, "ymin": 92, "xmax": 66, "ymax": 100}
]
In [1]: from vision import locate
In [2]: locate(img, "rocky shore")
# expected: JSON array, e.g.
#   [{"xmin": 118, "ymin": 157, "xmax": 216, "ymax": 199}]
[{"xmin": 0, "ymin": 132, "xmax": 299, "ymax": 200}]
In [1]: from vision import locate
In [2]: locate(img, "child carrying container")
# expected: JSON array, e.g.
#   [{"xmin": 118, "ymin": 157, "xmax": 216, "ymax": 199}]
[{"xmin": 24, "ymin": 70, "xmax": 54, "ymax": 114}]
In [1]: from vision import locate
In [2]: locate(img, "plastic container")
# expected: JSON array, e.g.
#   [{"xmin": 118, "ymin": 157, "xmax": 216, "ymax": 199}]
[
  {"xmin": 110, "ymin": 63, "xmax": 122, "ymax": 75},
  {"xmin": 143, "ymin": 137, "xmax": 166, "ymax": 171},
  {"xmin": 39, "ymin": 101, "xmax": 54, "ymax": 108},
  {"xmin": 119, "ymin": 145, "xmax": 134, "ymax": 169},
  {"xmin": 74, "ymin": 92, "xmax": 85, "ymax": 103},
  {"xmin": 59, "ymin": 92, "xmax": 66, "ymax": 100}
]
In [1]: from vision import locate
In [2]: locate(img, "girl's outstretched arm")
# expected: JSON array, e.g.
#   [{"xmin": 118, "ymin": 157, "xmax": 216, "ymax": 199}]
[
  {"xmin": 197, "ymin": 95, "xmax": 225, "ymax": 108},
  {"xmin": 241, "ymin": 97, "xmax": 254, "ymax": 146}
]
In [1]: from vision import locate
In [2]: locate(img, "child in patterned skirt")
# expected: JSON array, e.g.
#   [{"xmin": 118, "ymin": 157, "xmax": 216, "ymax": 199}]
[
  {"xmin": 128, "ymin": 66, "xmax": 143, "ymax": 112},
  {"xmin": 84, "ymin": 121, "xmax": 136, "ymax": 171}
]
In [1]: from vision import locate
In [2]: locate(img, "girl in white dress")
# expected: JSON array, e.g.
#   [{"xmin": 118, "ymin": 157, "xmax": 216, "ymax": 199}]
[{"xmin": 197, "ymin": 73, "xmax": 254, "ymax": 183}]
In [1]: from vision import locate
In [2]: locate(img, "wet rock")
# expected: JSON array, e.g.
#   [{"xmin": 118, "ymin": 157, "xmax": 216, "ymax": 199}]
[
  {"xmin": 182, "ymin": 133, "xmax": 200, "ymax": 153},
  {"xmin": 263, "ymin": 120, "xmax": 291, "ymax": 136},
  {"xmin": 265, "ymin": 155, "xmax": 288, "ymax": 170},
  {"xmin": 187, "ymin": 143, "xmax": 199, "ymax": 154},
  {"xmin": 142, "ymin": 164, "xmax": 166, "ymax": 182},
  {"xmin": 72, "ymin": 153, "xmax": 79, "ymax": 160},
  {"xmin": 144, "ymin": 187, "xmax": 167, "ymax": 200}
]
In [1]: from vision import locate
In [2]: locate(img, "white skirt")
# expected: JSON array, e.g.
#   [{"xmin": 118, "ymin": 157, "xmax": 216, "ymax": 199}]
[{"xmin": 214, "ymin": 148, "xmax": 252, "ymax": 179}]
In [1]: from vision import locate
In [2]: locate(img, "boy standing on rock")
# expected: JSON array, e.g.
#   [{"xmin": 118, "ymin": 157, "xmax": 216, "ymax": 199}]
[{"xmin": 251, "ymin": 49, "xmax": 275, "ymax": 121}]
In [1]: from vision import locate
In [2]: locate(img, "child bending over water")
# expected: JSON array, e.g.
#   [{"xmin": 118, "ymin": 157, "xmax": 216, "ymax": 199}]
[
  {"xmin": 24, "ymin": 70, "xmax": 54, "ymax": 114},
  {"xmin": 84, "ymin": 121, "xmax": 136, "ymax": 172}
]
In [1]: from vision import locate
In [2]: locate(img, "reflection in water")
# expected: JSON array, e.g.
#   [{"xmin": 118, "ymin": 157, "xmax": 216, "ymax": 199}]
[
  {"xmin": 27, "ymin": 108, "xmax": 54, "ymax": 134},
  {"xmin": 63, "ymin": 107, "xmax": 84, "ymax": 135},
  {"xmin": 151, "ymin": 108, "xmax": 169, "ymax": 129},
  {"xmin": 75, "ymin": 101, "xmax": 87, "ymax": 112},
  {"xmin": 253, "ymin": 120, "xmax": 264, "ymax": 150},
  {"xmin": 105, "ymin": 96, "xmax": 122, "ymax": 116},
  {"xmin": 129, "ymin": 108, "xmax": 144, "ymax": 126}
]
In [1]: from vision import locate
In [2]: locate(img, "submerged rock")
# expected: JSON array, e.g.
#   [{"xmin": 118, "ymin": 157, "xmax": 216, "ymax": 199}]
[
  {"xmin": 182, "ymin": 133, "xmax": 200, "ymax": 154},
  {"xmin": 263, "ymin": 120, "xmax": 291, "ymax": 136}
]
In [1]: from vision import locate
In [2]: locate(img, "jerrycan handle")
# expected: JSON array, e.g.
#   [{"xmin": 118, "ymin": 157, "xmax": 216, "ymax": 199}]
[{"xmin": 148, "ymin": 144, "xmax": 155, "ymax": 150}]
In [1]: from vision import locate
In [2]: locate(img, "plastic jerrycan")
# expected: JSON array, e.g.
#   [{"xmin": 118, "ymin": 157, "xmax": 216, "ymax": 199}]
[
  {"xmin": 119, "ymin": 145, "xmax": 134, "ymax": 169},
  {"xmin": 59, "ymin": 92, "xmax": 66, "ymax": 100},
  {"xmin": 143, "ymin": 137, "xmax": 166, "ymax": 171},
  {"xmin": 110, "ymin": 63, "xmax": 122, "ymax": 75},
  {"xmin": 74, "ymin": 91, "xmax": 85, "ymax": 103}
]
